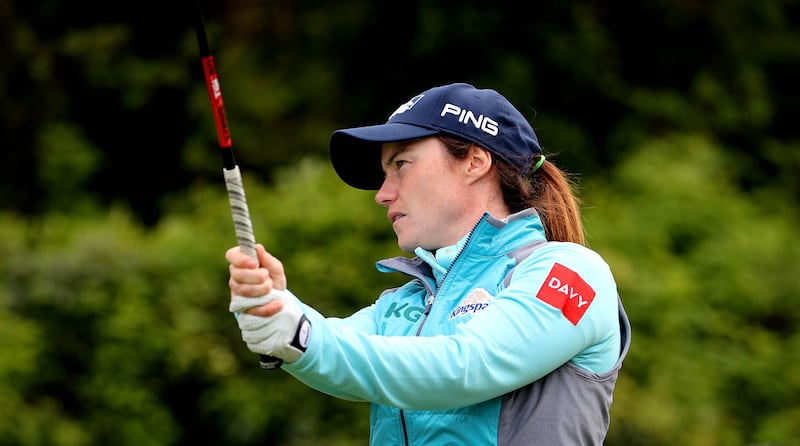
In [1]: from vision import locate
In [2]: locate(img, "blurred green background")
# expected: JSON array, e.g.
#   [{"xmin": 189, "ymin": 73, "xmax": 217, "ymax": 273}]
[{"xmin": 1, "ymin": 0, "xmax": 799, "ymax": 445}]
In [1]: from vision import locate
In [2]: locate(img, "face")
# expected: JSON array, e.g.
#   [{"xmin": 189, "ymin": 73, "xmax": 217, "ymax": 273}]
[{"xmin": 375, "ymin": 137, "xmax": 484, "ymax": 253}]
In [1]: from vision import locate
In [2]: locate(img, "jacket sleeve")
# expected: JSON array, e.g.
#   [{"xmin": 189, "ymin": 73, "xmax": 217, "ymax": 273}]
[
  {"xmin": 317, "ymin": 303, "xmax": 379, "ymax": 334},
  {"xmin": 283, "ymin": 246, "xmax": 621, "ymax": 410}
]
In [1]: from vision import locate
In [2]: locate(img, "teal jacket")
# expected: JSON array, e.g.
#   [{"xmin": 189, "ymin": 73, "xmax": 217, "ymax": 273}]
[{"xmin": 284, "ymin": 209, "xmax": 631, "ymax": 445}]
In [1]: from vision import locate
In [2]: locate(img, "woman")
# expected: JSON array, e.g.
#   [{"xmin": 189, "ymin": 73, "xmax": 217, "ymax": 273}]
[{"xmin": 227, "ymin": 83, "xmax": 631, "ymax": 445}]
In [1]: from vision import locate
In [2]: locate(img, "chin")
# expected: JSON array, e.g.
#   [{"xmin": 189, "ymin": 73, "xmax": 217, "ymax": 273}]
[
  {"xmin": 398, "ymin": 245, "xmax": 416, "ymax": 254},
  {"xmin": 397, "ymin": 239, "xmax": 417, "ymax": 254}
]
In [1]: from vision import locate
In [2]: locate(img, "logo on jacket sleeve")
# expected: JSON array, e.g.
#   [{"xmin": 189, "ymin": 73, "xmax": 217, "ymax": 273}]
[
  {"xmin": 449, "ymin": 288, "xmax": 494, "ymax": 320},
  {"xmin": 536, "ymin": 263, "xmax": 595, "ymax": 325}
]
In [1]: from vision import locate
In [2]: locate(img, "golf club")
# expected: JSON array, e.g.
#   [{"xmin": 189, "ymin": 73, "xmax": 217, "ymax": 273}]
[{"xmin": 194, "ymin": 3, "xmax": 283, "ymax": 370}]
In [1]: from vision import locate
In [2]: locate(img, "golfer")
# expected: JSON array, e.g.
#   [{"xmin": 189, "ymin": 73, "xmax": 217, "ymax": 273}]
[{"xmin": 226, "ymin": 82, "xmax": 631, "ymax": 445}]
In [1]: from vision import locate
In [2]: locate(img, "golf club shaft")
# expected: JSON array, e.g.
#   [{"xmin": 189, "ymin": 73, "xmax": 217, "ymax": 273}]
[{"xmin": 195, "ymin": 4, "xmax": 283, "ymax": 370}]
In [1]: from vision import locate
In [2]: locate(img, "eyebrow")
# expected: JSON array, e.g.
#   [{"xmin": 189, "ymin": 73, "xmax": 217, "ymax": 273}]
[{"xmin": 382, "ymin": 145, "xmax": 411, "ymax": 170}]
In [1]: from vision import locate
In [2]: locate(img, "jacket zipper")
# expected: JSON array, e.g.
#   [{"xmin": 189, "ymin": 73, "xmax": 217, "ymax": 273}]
[
  {"xmin": 398, "ymin": 215, "xmax": 485, "ymax": 445},
  {"xmin": 416, "ymin": 214, "xmax": 482, "ymax": 332}
]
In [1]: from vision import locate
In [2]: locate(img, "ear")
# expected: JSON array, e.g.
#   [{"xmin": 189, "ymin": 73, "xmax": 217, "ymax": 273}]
[{"xmin": 464, "ymin": 145, "xmax": 494, "ymax": 184}]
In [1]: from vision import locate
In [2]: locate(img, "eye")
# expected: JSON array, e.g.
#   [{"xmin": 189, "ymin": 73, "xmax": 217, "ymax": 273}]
[{"xmin": 395, "ymin": 159, "xmax": 408, "ymax": 169}]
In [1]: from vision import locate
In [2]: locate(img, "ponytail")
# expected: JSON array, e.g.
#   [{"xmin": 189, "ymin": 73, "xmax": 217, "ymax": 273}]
[
  {"xmin": 439, "ymin": 135, "xmax": 585, "ymax": 245},
  {"xmin": 496, "ymin": 154, "xmax": 586, "ymax": 245}
]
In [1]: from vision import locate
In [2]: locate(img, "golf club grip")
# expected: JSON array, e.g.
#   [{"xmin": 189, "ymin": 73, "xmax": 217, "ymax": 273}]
[
  {"xmin": 223, "ymin": 167, "xmax": 285, "ymax": 370},
  {"xmin": 222, "ymin": 166, "xmax": 257, "ymax": 257}
]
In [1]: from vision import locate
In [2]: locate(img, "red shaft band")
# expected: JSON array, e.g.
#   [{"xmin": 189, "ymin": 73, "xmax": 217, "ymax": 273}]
[{"xmin": 201, "ymin": 56, "xmax": 232, "ymax": 149}]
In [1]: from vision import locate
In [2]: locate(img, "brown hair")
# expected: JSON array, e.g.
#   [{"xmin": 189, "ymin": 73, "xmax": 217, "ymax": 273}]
[{"xmin": 439, "ymin": 135, "xmax": 586, "ymax": 245}]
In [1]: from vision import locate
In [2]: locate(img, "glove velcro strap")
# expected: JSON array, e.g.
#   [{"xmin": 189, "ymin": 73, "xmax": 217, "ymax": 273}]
[{"xmin": 290, "ymin": 314, "xmax": 312, "ymax": 353}]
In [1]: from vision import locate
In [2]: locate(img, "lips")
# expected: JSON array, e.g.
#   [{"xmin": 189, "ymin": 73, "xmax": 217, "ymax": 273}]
[{"xmin": 388, "ymin": 211, "xmax": 405, "ymax": 224}]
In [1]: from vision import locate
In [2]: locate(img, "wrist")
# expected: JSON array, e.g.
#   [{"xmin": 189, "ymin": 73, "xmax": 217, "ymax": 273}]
[{"xmin": 281, "ymin": 314, "xmax": 311, "ymax": 363}]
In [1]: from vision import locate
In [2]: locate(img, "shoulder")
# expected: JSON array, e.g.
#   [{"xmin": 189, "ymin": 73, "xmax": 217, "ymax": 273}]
[
  {"xmin": 375, "ymin": 279, "xmax": 428, "ymax": 303},
  {"xmin": 532, "ymin": 241, "xmax": 612, "ymax": 273},
  {"xmin": 512, "ymin": 241, "xmax": 617, "ymax": 296}
]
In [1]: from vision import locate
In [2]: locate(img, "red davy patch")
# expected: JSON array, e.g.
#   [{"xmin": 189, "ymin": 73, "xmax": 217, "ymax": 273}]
[{"xmin": 536, "ymin": 263, "xmax": 596, "ymax": 325}]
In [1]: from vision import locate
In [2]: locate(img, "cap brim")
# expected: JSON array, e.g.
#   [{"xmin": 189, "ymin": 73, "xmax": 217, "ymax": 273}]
[{"xmin": 329, "ymin": 123, "xmax": 438, "ymax": 190}]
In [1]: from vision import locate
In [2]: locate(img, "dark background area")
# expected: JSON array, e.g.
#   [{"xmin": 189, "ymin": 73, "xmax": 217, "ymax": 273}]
[{"xmin": 3, "ymin": 0, "xmax": 798, "ymax": 222}]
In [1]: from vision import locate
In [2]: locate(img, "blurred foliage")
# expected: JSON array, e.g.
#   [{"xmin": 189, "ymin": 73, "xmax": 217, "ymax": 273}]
[
  {"xmin": 1, "ymin": 0, "xmax": 799, "ymax": 445},
  {"xmin": 582, "ymin": 134, "xmax": 800, "ymax": 445},
  {"xmin": 1, "ymin": 162, "xmax": 391, "ymax": 445}
]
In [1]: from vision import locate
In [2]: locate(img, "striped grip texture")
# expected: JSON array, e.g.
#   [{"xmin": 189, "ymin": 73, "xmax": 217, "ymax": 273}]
[{"xmin": 223, "ymin": 166, "xmax": 257, "ymax": 258}]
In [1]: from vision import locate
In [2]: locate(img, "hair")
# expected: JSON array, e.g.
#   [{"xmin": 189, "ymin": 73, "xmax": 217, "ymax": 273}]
[{"xmin": 439, "ymin": 135, "xmax": 586, "ymax": 246}]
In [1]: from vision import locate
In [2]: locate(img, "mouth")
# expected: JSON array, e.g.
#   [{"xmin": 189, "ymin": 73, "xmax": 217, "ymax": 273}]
[{"xmin": 388, "ymin": 211, "xmax": 405, "ymax": 224}]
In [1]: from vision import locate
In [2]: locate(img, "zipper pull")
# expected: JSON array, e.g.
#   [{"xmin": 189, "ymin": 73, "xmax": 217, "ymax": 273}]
[{"xmin": 423, "ymin": 295, "xmax": 435, "ymax": 316}]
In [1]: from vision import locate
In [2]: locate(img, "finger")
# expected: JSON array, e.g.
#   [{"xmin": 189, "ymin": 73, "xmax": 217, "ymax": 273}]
[
  {"xmin": 229, "ymin": 276, "xmax": 273, "ymax": 298},
  {"xmin": 229, "ymin": 262, "xmax": 271, "ymax": 285},
  {"xmin": 225, "ymin": 246, "xmax": 259, "ymax": 269},
  {"xmin": 244, "ymin": 299, "xmax": 284, "ymax": 317}
]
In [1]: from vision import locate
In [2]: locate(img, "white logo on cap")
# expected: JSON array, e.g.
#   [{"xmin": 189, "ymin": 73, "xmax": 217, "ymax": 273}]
[
  {"xmin": 388, "ymin": 94, "xmax": 424, "ymax": 120},
  {"xmin": 441, "ymin": 103, "xmax": 499, "ymax": 136}
]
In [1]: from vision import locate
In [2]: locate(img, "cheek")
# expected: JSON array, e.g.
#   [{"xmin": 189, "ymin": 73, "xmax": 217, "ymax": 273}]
[
  {"xmin": 421, "ymin": 184, "xmax": 466, "ymax": 219},
  {"xmin": 401, "ymin": 161, "xmax": 463, "ymax": 205}
]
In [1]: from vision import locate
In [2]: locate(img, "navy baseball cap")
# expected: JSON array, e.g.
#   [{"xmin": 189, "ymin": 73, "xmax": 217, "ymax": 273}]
[{"xmin": 329, "ymin": 83, "xmax": 541, "ymax": 190}]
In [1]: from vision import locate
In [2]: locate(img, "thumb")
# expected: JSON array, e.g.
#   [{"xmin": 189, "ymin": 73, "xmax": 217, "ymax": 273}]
[{"xmin": 256, "ymin": 245, "xmax": 287, "ymax": 290}]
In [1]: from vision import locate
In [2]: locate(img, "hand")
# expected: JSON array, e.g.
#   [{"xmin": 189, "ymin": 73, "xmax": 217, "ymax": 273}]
[
  {"xmin": 226, "ymin": 244, "xmax": 310, "ymax": 363},
  {"xmin": 230, "ymin": 290, "xmax": 311, "ymax": 363},
  {"xmin": 227, "ymin": 244, "xmax": 287, "ymax": 300}
]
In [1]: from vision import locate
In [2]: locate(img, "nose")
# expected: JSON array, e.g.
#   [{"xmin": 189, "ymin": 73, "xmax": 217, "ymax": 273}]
[{"xmin": 374, "ymin": 177, "xmax": 394, "ymax": 207}]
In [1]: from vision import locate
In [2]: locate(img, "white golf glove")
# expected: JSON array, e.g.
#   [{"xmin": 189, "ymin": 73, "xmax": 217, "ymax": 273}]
[{"xmin": 229, "ymin": 289, "xmax": 311, "ymax": 364}]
